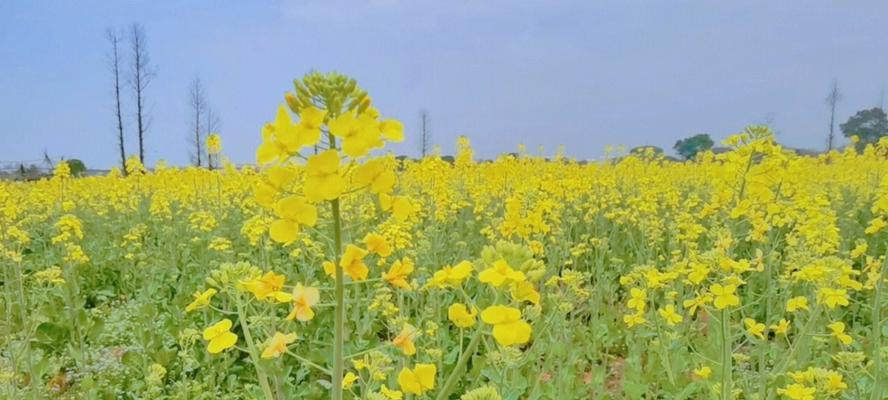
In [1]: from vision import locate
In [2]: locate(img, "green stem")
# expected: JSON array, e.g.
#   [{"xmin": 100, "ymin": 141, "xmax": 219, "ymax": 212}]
[
  {"xmin": 2, "ymin": 263, "xmax": 17, "ymax": 400},
  {"xmin": 62, "ymin": 262, "xmax": 84, "ymax": 365},
  {"xmin": 872, "ymin": 260, "xmax": 886, "ymax": 400},
  {"xmin": 770, "ymin": 305, "xmax": 821, "ymax": 395},
  {"xmin": 721, "ymin": 309, "xmax": 732, "ymax": 400},
  {"xmin": 286, "ymin": 350, "xmax": 331, "ymax": 374},
  {"xmin": 436, "ymin": 327, "xmax": 483, "ymax": 400},
  {"xmin": 13, "ymin": 260, "xmax": 39, "ymax": 400},
  {"xmin": 331, "ymin": 198, "xmax": 345, "ymax": 400},
  {"xmin": 236, "ymin": 299, "xmax": 275, "ymax": 400}
]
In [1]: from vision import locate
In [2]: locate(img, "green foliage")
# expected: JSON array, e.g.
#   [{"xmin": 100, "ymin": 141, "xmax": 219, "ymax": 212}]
[
  {"xmin": 673, "ymin": 134, "xmax": 713, "ymax": 160},
  {"xmin": 629, "ymin": 145, "xmax": 663, "ymax": 155},
  {"xmin": 65, "ymin": 159, "xmax": 87, "ymax": 176},
  {"xmin": 840, "ymin": 107, "xmax": 888, "ymax": 149},
  {"xmin": 287, "ymin": 71, "xmax": 369, "ymax": 117}
]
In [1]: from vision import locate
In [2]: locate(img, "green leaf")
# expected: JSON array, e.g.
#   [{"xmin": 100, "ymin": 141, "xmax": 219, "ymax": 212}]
[
  {"xmin": 122, "ymin": 351, "xmax": 144, "ymax": 369},
  {"xmin": 35, "ymin": 322, "xmax": 67, "ymax": 347}
]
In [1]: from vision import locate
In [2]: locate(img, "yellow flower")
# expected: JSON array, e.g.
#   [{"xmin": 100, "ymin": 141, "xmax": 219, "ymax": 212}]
[
  {"xmin": 777, "ymin": 383, "xmax": 815, "ymax": 400},
  {"xmin": 827, "ymin": 321, "xmax": 853, "ymax": 345},
  {"xmin": 298, "ymin": 106, "xmax": 326, "ymax": 135},
  {"xmin": 398, "ymin": 363, "xmax": 436, "ymax": 396},
  {"xmin": 693, "ymin": 366, "xmax": 711, "ymax": 379},
  {"xmin": 657, "ymin": 305, "xmax": 683, "ymax": 326},
  {"xmin": 206, "ymin": 133, "xmax": 222, "ymax": 155},
  {"xmin": 277, "ymin": 104, "xmax": 321, "ymax": 150},
  {"xmin": 208, "ymin": 237, "xmax": 232, "ymax": 251},
  {"xmin": 849, "ymin": 242, "xmax": 868, "ymax": 258},
  {"xmin": 510, "ymin": 281, "xmax": 540, "ymax": 304},
  {"xmin": 744, "ymin": 318, "xmax": 766, "ymax": 340},
  {"xmin": 710, "ymin": 283, "xmax": 740, "ymax": 310},
  {"xmin": 241, "ymin": 271, "xmax": 288, "ymax": 301},
  {"xmin": 185, "ymin": 288, "xmax": 217, "ymax": 312},
  {"xmin": 269, "ymin": 195, "xmax": 317, "ymax": 244},
  {"xmin": 788, "ymin": 368, "xmax": 816, "ymax": 384},
  {"xmin": 823, "ymin": 371, "xmax": 847, "ymax": 395},
  {"xmin": 380, "ymin": 119, "xmax": 404, "ymax": 142},
  {"xmin": 340, "ymin": 244, "xmax": 369, "ymax": 281},
  {"xmin": 32, "ymin": 266, "xmax": 65, "ymax": 286},
  {"xmin": 770, "ymin": 319, "xmax": 791, "ymax": 336},
  {"xmin": 623, "ymin": 311, "xmax": 646, "ymax": 328},
  {"xmin": 379, "ymin": 384, "xmax": 403, "ymax": 399},
  {"xmin": 428, "ymin": 261, "xmax": 473, "ymax": 288},
  {"xmin": 627, "ymin": 288, "xmax": 647, "ymax": 311},
  {"xmin": 261, "ymin": 332, "xmax": 297, "ymax": 359},
  {"xmin": 342, "ymin": 371, "xmax": 359, "ymax": 389},
  {"xmin": 389, "ymin": 195, "xmax": 417, "ymax": 222},
  {"xmin": 323, "ymin": 260, "xmax": 336, "ymax": 277},
  {"xmin": 383, "ymin": 258, "xmax": 414, "ymax": 289},
  {"xmin": 865, "ymin": 217, "xmax": 886, "ymax": 234},
  {"xmin": 817, "ymin": 288, "xmax": 849, "ymax": 309},
  {"xmin": 478, "ymin": 259, "xmax": 526, "ymax": 287},
  {"xmin": 304, "ymin": 150, "xmax": 346, "ymax": 201},
  {"xmin": 256, "ymin": 106, "xmax": 305, "ymax": 164},
  {"xmin": 203, "ymin": 319, "xmax": 238, "ymax": 354},
  {"xmin": 328, "ymin": 111, "xmax": 379, "ymax": 158},
  {"xmin": 447, "ymin": 303, "xmax": 477, "ymax": 328},
  {"xmin": 286, "ymin": 283, "xmax": 320, "ymax": 321},
  {"xmin": 786, "ymin": 296, "xmax": 809, "ymax": 312},
  {"xmin": 481, "ymin": 305, "xmax": 532, "ymax": 346},
  {"xmin": 682, "ymin": 294, "xmax": 711, "ymax": 316},
  {"xmin": 392, "ymin": 323, "xmax": 418, "ymax": 356},
  {"xmin": 355, "ymin": 159, "xmax": 396, "ymax": 194},
  {"xmin": 686, "ymin": 262, "xmax": 710, "ymax": 285},
  {"xmin": 363, "ymin": 232, "xmax": 392, "ymax": 257}
]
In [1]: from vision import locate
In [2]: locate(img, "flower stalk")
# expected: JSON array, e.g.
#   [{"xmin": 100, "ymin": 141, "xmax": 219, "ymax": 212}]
[
  {"xmin": 331, "ymin": 197, "xmax": 345, "ymax": 400},
  {"xmin": 436, "ymin": 327, "xmax": 483, "ymax": 400},
  {"xmin": 721, "ymin": 308, "xmax": 732, "ymax": 400},
  {"xmin": 871, "ymin": 257, "xmax": 886, "ymax": 400},
  {"xmin": 236, "ymin": 299, "xmax": 275, "ymax": 400}
]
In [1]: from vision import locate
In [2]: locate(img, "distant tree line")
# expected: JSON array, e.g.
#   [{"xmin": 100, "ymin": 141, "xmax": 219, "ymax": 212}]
[{"xmin": 668, "ymin": 81, "xmax": 888, "ymax": 160}]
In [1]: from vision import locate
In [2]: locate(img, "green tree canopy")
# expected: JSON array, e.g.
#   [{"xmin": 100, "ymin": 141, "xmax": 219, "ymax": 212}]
[
  {"xmin": 630, "ymin": 145, "xmax": 664, "ymax": 155},
  {"xmin": 673, "ymin": 134, "xmax": 714, "ymax": 160},
  {"xmin": 840, "ymin": 107, "xmax": 888, "ymax": 148},
  {"xmin": 66, "ymin": 159, "xmax": 86, "ymax": 176}
]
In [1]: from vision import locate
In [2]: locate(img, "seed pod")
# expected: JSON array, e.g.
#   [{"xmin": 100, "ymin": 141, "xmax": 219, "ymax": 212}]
[{"xmin": 285, "ymin": 92, "xmax": 300, "ymax": 113}]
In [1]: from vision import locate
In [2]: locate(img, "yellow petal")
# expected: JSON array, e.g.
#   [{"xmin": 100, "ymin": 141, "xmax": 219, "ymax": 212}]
[
  {"xmin": 398, "ymin": 368, "xmax": 421, "ymax": 395},
  {"xmin": 203, "ymin": 319, "xmax": 232, "ymax": 341},
  {"xmin": 380, "ymin": 119, "xmax": 404, "ymax": 142},
  {"xmin": 207, "ymin": 331, "xmax": 237, "ymax": 354},
  {"xmin": 413, "ymin": 363, "xmax": 436, "ymax": 391},
  {"xmin": 269, "ymin": 219, "xmax": 299, "ymax": 244}
]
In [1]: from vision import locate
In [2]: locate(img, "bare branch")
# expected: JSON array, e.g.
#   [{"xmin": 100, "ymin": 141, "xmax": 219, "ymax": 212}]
[
  {"xmin": 107, "ymin": 27, "xmax": 127, "ymax": 174},
  {"xmin": 419, "ymin": 110, "xmax": 431, "ymax": 158},
  {"xmin": 129, "ymin": 23, "xmax": 154, "ymax": 164},
  {"xmin": 189, "ymin": 76, "xmax": 206, "ymax": 167},
  {"xmin": 825, "ymin": 80, "xmax": 841, "ymax": 151}
]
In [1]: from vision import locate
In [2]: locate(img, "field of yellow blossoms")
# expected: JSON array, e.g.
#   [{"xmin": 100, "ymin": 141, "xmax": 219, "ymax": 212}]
[{"xmin": 1, "ymin": 73, "xmax": 887, "ymax": 399}]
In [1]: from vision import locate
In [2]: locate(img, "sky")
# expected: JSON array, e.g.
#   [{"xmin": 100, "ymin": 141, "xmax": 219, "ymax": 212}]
[{"xmin": 1, "ymin": 1, "xmax": 887, "ymax": 168}]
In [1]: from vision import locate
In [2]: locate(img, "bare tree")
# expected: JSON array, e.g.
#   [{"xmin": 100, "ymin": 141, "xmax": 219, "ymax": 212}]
[
  {"xmin": 205, "ymin": 106, "xmax": 221, "ymax": 169},
  {"xmin": 129, "ymin": 23, "xmax": 154, "ymax": 164},
  {"xmin": 189, "ymin": 76, "xmax": 206, "ymax": 167},
  {"xmin": 107, "ymin": 28, "xmax": 127, "ymax": 174},
  {"xmin": 42, "ymin": 149, "xmax": 53, "ymax": 170},
  {"xmin": 419, "ymin": 110, "xmax": 431, "ymax": 157},
  {"xmin": 825, "ymin": 80, "xmax": 842, "ymax": 151}
]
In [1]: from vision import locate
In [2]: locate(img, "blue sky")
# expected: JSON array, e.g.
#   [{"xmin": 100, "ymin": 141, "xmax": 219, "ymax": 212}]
[{"xmin": 1, "ymin": 1, "xmax": 887, "ymax": 168}]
